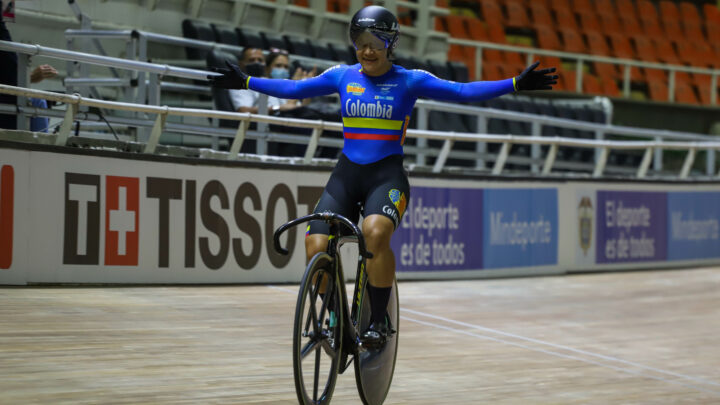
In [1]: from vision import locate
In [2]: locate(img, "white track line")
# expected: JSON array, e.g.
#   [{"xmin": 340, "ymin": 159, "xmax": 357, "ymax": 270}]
[
  {"xmin": 400, "ymin": 315, "xmax": 720, "ymax": 396},
  {"xmin": 402, "ymin": 307, "xmax": 720, "ymax": 390}
]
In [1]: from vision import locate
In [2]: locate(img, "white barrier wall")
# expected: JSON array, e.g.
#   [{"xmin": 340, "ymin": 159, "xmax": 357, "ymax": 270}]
[{"xmin": 1, "ymin": 145, "xmax": 719, "ymax": 285}]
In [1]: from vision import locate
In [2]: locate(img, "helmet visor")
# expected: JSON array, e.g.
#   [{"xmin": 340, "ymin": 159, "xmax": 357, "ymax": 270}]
[{"xmin": 352, "ymin": 31, "xmax": 389, "ymax": 51}]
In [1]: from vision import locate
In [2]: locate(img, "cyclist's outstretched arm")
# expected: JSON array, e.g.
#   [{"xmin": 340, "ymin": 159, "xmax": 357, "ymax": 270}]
[
  {"xmin": 210, "ymin": 63, "xmax": 344, "ymax": 99},
  {"xmin": 408, "ymin": 61, "xmax": 557, "ymax": 102}
]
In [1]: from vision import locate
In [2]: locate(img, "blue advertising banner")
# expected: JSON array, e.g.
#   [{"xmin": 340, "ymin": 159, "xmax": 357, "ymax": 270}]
[
  {"xmin": 596, "ymin": 191, "xmax": 667, "ymax": 263},
  {"xmin": 391, "ymin": 186, "xmax": 483, "ymax": 271},
  {"xmin": 667, "ymin": 192, "xmax": 720, "ymax": 260},
  {"xmin": 482, "ymin": 189, "xmax": 558, "ymax": 269}
]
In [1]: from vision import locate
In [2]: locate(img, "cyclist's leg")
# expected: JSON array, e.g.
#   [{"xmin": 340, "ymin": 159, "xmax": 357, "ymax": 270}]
[{"xmin": 361, "ymin": 167, "xmax": 409, "ymax": 338}]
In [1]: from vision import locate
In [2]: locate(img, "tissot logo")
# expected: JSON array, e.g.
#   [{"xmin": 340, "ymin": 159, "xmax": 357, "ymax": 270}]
[
  {"xmin": 63, "ymin": 172, "xmax": 324, "ymax": 270},
  {"xmin": 0, "ymin": 165, "xmax": 14, "ymax": 269}
]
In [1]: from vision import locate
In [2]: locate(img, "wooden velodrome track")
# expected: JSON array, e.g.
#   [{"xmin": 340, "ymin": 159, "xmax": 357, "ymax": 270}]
[{"xmin": 1, "ymin": 267, "xmax": 719, "ymax": 404}]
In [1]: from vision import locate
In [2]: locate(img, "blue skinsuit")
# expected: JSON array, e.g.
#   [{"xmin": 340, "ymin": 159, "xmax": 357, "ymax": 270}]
[{"xmin": 249, "ymin": 63, "xmax": 515, "ymax": 164}]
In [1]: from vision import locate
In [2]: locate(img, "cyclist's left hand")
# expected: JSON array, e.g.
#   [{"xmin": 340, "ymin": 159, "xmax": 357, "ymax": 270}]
[
  {"xmin": 514, "ymin": 61, "xmax": 558, "ymax": 91},
  {"xmin": 207, "ymin": 61, "xmax": 250, "ymax": 89}
]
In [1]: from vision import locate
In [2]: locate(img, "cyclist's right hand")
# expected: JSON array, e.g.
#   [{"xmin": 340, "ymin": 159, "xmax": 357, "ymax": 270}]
[{"xmin": 207, "ymin": 61, "xmax": 250, "ymax": 89}]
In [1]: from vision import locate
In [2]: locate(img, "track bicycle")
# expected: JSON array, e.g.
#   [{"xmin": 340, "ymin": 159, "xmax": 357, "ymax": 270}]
[{"xmin": 274, "ymin": 212, "xmax": 399, "ymax": 405}]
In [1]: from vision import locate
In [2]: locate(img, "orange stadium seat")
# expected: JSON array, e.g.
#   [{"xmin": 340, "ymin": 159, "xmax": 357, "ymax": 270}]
[
  {"xmin": 662, "ymin": 19, "xmax": 684, "ymax": 39},
  {"xmin": 644, "ymin": 68, "xmax": 667, "ymax": 83},
  {"xmin": 559, "ymin": 29, "xmax": 586, "ymax": 53},
  {"xmin": 675, "ymin": 80, "xmax": 700, "ymax": 105},
  {"xmin": 570, "ymin": 0, "xmax": 593, "ymax": 14},
  {"xmin": 652, "ymin": 38, "xmax": 681, "ymax": 65},
  {"xmin": 481, "ymin": 62, "xmax": 504, "ymax": 81},
  {"xmin": 641, "ymin": 18, "xmax": 664, "ymax": 38},
  {"xmin": 529, "ymin": 3, "xmax": 554, "ymax": 28},
  {"xmin": 578, "ymin": 13, "xmax": 601, "ymax": 34},
  {"xmin": 615, "ymin": 0, "xmax": 639, "ymax": 21},
  {"xmin": 608, "ymin": 34, "xmax": 644, "ymax": 81},
  {"xmin": 594, "ymin": 0, "xmax": 616, "ymax": 16},
  {"xmin": 554, "ymin": 9, "xmax": 579, "ymax": 31},
  {"xmin": 505, "ymin": 0, "xmax": 531, "ymax": 29},
  {"xmin": 637, "ymin": 0, "xmax": 660, "ymax": 22},
  {"xmin": 464, "ymin": 19, "xmax": 505, "ymax": 64},
  {"xmin": 585, "ymin": 32, "xmax": 610, "ymax": 55},
  {"xmin": 683, "ymin": 24, "xmax": 706, "ymax": 43},
  {"xmin": 705, "ymin": 3, "xmax": 720, "ymax": 25},
  {"xmin": 659, "ymin": 0, "xmax": 679, "ymax": 22},
  {"xmin": 593, "ymin": 62, "xmax": 618, "ymax": 82},
  {"xmin": 549, "ymin": 0, "xmax": 571, "ymax": 12},
  {"xmin": 536, "ymin": 26, "xmax": 562, "ymax": 50},
  {"xmin": 620, "ymin": 15, "xmax": 643, "ymax": 37},
  {"xmin": 632, "ymin": 36, "xmax": 658, "ymax": 62},
  {"xmin": 598, "ymin": 13, "xmax": 621, "ymax": 34},
  {"xmin": 648, "ymin": 81, "xmax": 669, "ymax": 102},
  {"xmin": 600, "ymin": 76, "xmax": 621, "ymax": 97},
  {"xmin": 582, "ymin": 72, "xmax": 603, "ymax": 95},
  {"xmin": 479, "ymin": 0, "xmax": 505, "ymax": 24},
  {"xmin": 680, "ymin": 2, "xmax": 702, "ymax": 27}
]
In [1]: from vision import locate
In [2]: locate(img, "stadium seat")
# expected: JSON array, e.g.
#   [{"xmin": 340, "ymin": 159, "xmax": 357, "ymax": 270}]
[
  {"xmin": 482, "ymin": 62, "xmax": 504, "ymax": 81},
  {"xmin": 236, "ymin": 29, "xmax": 264, "ymax": 49},
  {"xmin": 549, "ymin": 0, "xmax": 571, "ymax": 12},
  {"xmin": 212, "ymin": 24, "xmax": 240, "ymax": 46},
  {"xmin": 598, "ymin": 13, "xmax": 621, "ymax": 34},
  {"xmin": 615, "ymin": 0, "xmax": 638, "ymax": 20},
  {"xmin": 448, "ymin": 61, "xmax": 470, "ymax": 82},
  {"xmin": 310, "ymin": 42, "xmax": 334, "ymax": 61},
  {"xmin": 652, "ymin": 38, "xmax": 681, "ymax": 65},
  {"xmin": 675, "ymin": 80, "xmax": 700, "ymax": 105},
  {"xmin": 479, "ymin": 0, "xmax": 504, "ymax": 24},
  {"xmin": 585, "ymin": 32, "xmax": 610, "ymax": 56},
  {"xmin": 554, "ymin": 9, "xmax": 579, "ymax": 31},
  {"xmin": 528, "ymin": 3, "xmax": 554, "ymax": 28},
  {"xmin": 260, "ymin": 32, "xmax": 289, "ymax": 51},
  {"xmin": 559, "ymin": 29, "xmax": 586, "ymax": 54},
  {"xmin": 428, "ymin": 59, "xmax": 452, "ymax": 80},
  {"xmin": 504, "ymin": 0, "xmax": 531, "ymax": 29},
  {"xmin": 578, "ymin": 13, "xmax": 601, "ymax": 34},
  {"xmin": 620, "ymin": 15, "xmax": 643, "ymax": 37},
  {"xmin": 594, "ymin": 0, "xmax": 616, "ymax": 16},
  {"xmin": 637, "ymin": 0, "xmax": 660, "ymax": 23},
  {"xmin": 648, "ymin": 80, "xmax": 669, "ymax": 102},
  {"xmin": 536, "ymin": 26, "xmax": 561, "ymax": 50},
  {"xmin": 641, "ymin": 18, "xmax": 664, "ymax": 39},
  {"xmin": 600, "ymin": 76, "xmax": 620, "ymax": 97},
  {"xmin": 632, "ymin": 36, "xmax": 658, "ymax": 62},
  {"xmin": 206, "ymin": 49, "xmax": 242, "ymax": 128},
  {"xmin": 181, "ymin": 19, "xmax": 216, "ymax": 59},
  {"xmin": 284, "ymin": 36, "xmax": 314, "ymax": 58},
  {"xmin": 582, "ymin": 73, "xmax": 603, "ymax": 95},
  {"xmin": 570, "ymin": 0, "xmax": 592, "ymax": 14},
  {"xmin": 327, "ymin": 43, "xmax": 356, "ymax": 64}
]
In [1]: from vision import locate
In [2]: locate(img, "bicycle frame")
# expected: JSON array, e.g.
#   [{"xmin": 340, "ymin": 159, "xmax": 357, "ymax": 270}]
[{"xmin": 274, "ymin": 212, "xmax": 374, "ymax": 371}]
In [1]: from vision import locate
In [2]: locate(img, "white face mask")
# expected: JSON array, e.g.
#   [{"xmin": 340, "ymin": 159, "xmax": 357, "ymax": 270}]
[{"xmin": 270, "ymin": 68, "xmax": 290, "ymax": 79}]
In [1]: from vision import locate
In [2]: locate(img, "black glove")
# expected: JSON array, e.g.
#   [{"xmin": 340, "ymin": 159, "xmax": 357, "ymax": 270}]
[
  {"xmin": 514, "ymin": 61, "xmax": 558, "ymax": 91},
  {"xmin": 207, "ymin": 61, "xmax": 250, "ymax": 89}
]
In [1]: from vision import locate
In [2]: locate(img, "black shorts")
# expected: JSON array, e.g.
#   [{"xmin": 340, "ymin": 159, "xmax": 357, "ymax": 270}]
[{"xmin": 307, "ymin": 153, "xmax": 410, "ymax": 236}]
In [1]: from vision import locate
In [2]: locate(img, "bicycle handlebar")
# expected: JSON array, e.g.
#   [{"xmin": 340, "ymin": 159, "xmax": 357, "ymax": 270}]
[{"xmin": 273, "ymin": 212, "xmax": 373, "ymax": 259}]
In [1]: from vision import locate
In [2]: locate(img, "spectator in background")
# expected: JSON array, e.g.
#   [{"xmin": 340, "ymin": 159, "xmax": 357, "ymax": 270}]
[
  {"xmin": 229, "ymin": 47, "xmax": 314, "ymax": 115},
  {"xmin": 29, "ymin": 63, "xmax": 58, "ymax": 132}
]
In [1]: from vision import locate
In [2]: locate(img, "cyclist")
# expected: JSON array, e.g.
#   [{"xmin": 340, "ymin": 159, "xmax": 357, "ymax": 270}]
[{"xmin": 210, "ymin": 5, "xmax": 557, "ymax": 346}]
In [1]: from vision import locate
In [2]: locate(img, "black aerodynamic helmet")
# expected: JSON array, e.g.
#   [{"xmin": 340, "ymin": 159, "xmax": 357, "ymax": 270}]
[{"xmin": 349, "ymin": 5, "xmax": 399, "ymax": 54}]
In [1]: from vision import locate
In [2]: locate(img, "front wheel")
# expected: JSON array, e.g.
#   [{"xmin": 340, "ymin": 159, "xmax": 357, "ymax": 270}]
[
  {"xmin": 293, "ymin": 253, "xmax": 343, "ymax": 405},
  {"xmin": 354, "ymin": 279, "xmax": 400, "ymax": 405}
]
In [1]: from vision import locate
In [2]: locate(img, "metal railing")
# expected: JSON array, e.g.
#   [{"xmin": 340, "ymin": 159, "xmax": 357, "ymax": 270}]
[
  {"xmin": 2, "ymin": 40, "xmax": 719, "ymax": 179},
  {"xmin": 448, "ymin": 38, "xmax": 720, "ymax": 105},
  {"xmin": 3, "ymin": 83, "xmax": 720, "ymax": 180}
]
